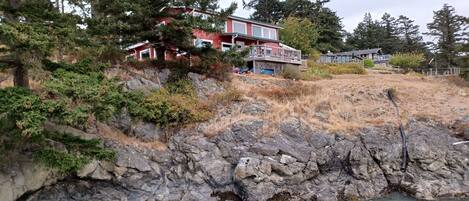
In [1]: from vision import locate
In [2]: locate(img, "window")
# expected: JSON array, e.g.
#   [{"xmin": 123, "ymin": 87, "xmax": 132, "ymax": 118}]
[
  {"xmin": 232, "ymin": 21, "xmax": 247, "ymax": 34},
  {"xmin": 194, "ymin": 39, "xmax": 213, "ymax": 48},
  {"xmin": 140, "ymin": 49, "xmax": 150, "ymax": 60},
  {"xmin": 251, "ymin": 25, "xmax": 277, "ymax": 40},
  {"xmin": 221, "ymin": 43, "xmax": 233, "ymax": 52},
  {"xmin": 252, "ymin": 25, "xmax": 262, "ymax": 37}
]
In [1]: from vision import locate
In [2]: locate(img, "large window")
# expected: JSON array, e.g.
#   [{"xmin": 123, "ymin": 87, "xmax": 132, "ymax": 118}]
[
  {"xmin": 252, "ymin": 25, "xmax": 277, "ymax": 40},
  {"xmin": 252, "ymin": 26, "xmax": 262, "ymax": 37},
  {"xmin": 232, "ymin": 21, "xmax": 247, "ymax": 34}
]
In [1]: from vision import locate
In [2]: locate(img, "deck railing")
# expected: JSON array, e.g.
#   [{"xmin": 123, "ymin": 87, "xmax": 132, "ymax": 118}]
[{"xmin": 247, "ymin": 45, "xmax": 302, "ymax": 64}]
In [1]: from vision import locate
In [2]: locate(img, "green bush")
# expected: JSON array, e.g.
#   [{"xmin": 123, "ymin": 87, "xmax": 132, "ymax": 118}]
[
  {"xmin": 280, "ymin": 65, "xmax": 301, "ymax": 80},
  {"xmin": 127, "ymin": 78, "xmax": 212, "ymax": 128},
  {"xmin": 44, "ymin": 68, "xmax": 126, "ymax": 127},
  {"xmin": 364, "ymin": 59, "xmax": 375, "ymax": 68},
  {"xmin": 389, "ymin": 53, "xmax": 425, "ymax": 70}
]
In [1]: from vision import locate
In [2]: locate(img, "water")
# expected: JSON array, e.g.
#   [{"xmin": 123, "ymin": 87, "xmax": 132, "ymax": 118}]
[{"xmin": 373, "ymin": 192, "xmax": 469, "ymax": 201}]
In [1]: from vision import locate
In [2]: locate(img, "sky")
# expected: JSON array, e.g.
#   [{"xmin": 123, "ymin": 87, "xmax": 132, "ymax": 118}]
[{"xmin": 219, "ymin": 0, "xmax": 469, "ymax": 42}]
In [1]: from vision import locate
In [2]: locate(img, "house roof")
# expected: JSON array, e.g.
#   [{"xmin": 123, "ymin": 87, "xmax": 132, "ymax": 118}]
[
  {"xmin": 335, "ymin": 48, "xmax": 382, "ymax": 56},
  {"xmin": 228, "ymin": 16, "xmax": 281, "ymax": 29},
  {"xmin": 125, "ymin": 41, "xmax": 149, "ymax": 50}
]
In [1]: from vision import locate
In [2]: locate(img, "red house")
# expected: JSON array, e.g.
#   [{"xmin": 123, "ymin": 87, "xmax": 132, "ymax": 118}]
[{"xmin": 126, "ymin": 8, "xmax": 302, "ymax": 75}]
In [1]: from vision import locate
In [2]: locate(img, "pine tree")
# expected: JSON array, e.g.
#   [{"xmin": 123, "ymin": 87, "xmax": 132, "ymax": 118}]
[
  {"xmin": 380, "ymin": 13, "xmax": 401, "ymax": 54},
  {"xmin": 242, "ymin": 0, "xmax": 284, "ymax": 24},
  {"xmin": 0, "ymin": 0, "xmax": 84, "ymax": 88},
  {"xmin": 426, "ymin": 4, "xmax": 467, "ymax": 66},
  {"xmin": 397, "ymin": 15, "xmax": 426, "ymax": 53},
  {"xmin": 346, "ymin": 13, "xmax": 384, "ymax": 50}
]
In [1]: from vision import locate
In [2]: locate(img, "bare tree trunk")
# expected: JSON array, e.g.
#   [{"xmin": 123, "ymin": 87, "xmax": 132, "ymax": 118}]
[{"xmin": 13, "ymin": 64, "xmax": 30, "ymax": 88}]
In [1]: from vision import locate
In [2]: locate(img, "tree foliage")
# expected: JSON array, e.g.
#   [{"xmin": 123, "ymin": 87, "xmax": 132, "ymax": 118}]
[
  {"xmin": 280, "ymin": 17, "xmax": 319, "ymax": 55},
  {"xmin": 0, "ymin": 0, "xmax": 85, "ymax": 88},
  {"xmin": 346, "ymin": 13, "xmax": 427, "ymax": 54},
  {"xmin": 426, "ymin": 4, "xmax": 468, "ymax": 67}
]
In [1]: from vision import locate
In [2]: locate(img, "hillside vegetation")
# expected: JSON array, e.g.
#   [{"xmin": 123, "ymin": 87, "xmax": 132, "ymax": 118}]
[{"xmin": 200, "ymin": 73, "xmax": 468, "ymax": 135}]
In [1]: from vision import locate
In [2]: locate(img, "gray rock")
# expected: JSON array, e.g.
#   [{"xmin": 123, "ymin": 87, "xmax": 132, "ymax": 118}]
[
  {"xmin": 242, "ymin": 102, "xmax": 268, "ymax": 115},
  {"xmin": 125, "ymin": 76, "xmax": 161, "ymax": 92},
  {"xmin": 131, "ymin": 121, "xmax": 163, "ymax": 142},
  {"xmin": 188, "ymin": 72, "xmax": 225, "ymax": 99},
  {"xmin": 16, "ymin": 120, "xmax": 469, "ymax": 201}
]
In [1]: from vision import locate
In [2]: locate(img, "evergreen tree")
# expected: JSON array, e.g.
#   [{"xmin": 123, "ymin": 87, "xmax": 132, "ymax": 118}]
[
  {"xmin": 397, "ymin": 15, "xmax": 426, "ymax": 53},
  {"xmin": 426, "ymin": 4, "xmax": 467, "ymax": 66},
  {"xmin": 346, "ymin": 13, "xmax": 384, "ymax": 50},
  {"xmin": 380, "ymin": 13, "xmax": 401, "ymax": 54},
  {"xmin": 242, "ymin": 0, "xmax": 284, "ymax": 24},
  {"xmin": 0, "ymin": 0, "xmax": 84, "ymax": 88}
]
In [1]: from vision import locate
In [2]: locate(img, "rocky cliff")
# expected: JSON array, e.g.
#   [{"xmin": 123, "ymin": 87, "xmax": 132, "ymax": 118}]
[{"xmin": 1, "ymin": 71, "xmax": 468, "ymax": 201}]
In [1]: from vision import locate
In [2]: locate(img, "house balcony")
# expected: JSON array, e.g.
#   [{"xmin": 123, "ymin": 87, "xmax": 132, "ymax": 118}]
[{"xmin": 246, "ymin": 45, "xmax": 302, "ymax": 65}]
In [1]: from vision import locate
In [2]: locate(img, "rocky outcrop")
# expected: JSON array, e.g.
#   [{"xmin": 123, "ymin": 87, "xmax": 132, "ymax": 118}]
[
  {"xmin": 23, "ymin": 119, "xmax": 469, "ymax": 201},
  {"xmin": 0, "ymin": 161, "xmax": 62, "ymax": 201}
]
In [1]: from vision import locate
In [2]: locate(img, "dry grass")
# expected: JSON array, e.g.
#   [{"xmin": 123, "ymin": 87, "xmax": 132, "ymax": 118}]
[
  {"xmin": 249, "ymin": 81, "xmax": 321, "ymax": 102},
  {"xmin": 96, "ymin": 123, "xmax": 167, "ymax": 151},
  {"xmin": 207, "ymin": 73, "xmax": 469, "ymax": 133}
]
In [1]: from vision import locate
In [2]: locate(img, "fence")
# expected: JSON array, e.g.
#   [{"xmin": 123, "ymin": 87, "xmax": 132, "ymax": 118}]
[{"xmin": 419, "ymin": 67, "xmax": 461, "ymax": 76}]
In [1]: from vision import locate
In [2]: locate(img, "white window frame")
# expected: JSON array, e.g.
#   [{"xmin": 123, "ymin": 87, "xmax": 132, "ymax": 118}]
[
  {"xmin": 232, "ymin": 21, "xmax": 247, "ymax": 35},
  {"xmin": 251, "ymin": 25, "xmax": 277, "ymax": 40},
  {"xmin": 252, "ymin": 25, "xmax": 263, "ymax": 38},
  {"xmin": 139, "ymin": 48, "xmax": 151, "ymax": 60},
  {"xmin": 221, "ymin": 42, "xmax": 234, "ymax": 52},
  {"xmin": 194, "ymin": 39, "xmax": 213, "ymax": 48}
]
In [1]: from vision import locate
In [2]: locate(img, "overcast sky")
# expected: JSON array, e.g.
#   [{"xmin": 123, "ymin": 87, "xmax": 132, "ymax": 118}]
[{"xmin": 219, "ymin": 0, "xmax": 469, "ymax": 42}]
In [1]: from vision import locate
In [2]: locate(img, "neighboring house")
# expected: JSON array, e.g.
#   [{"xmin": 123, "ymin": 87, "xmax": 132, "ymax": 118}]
[
  {"xmin": 126, "ymin": 7, "xmax": 302, "ymax": 75},
  {"xmin": 319, "ymin": 48, "xmax": 391, "ymax": 64}
]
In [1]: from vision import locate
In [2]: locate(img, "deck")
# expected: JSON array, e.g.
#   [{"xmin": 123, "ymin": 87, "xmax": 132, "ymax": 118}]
[{"xmin": 246, "ymin": 45, "xmax": 302, "ymax": 65}]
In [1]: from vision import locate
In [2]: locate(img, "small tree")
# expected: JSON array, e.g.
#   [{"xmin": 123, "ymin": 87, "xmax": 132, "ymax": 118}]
[{"xmin": 280, "ymin": 17, "xmax": 319, "ymax": 55}]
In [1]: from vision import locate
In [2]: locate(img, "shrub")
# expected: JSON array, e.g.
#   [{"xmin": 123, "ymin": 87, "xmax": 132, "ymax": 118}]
[
  {"xmin": 34, "ymin": 132, "xmax": 115, "ymax": 172},
  {"xmin": 127, "ymin": 78, "xmax": 212, "ymax": 128},
  {"xmin": 280, "ymin": 65, "xmax": 301, "ymax": 80},
  {"xmin": 364, "ymin": 59, "xmax": 375, "ymax": 68},
  {"xmin": 43, "ymin": 69, "xmax": 126, "ymax": 127},
  {"xmin": 306, "ymin": 63, "xmax": 366, "ymax": 76},
  {"xmin": 389, "ymin": 53, "xmax": 425, "ymax": 70}
]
